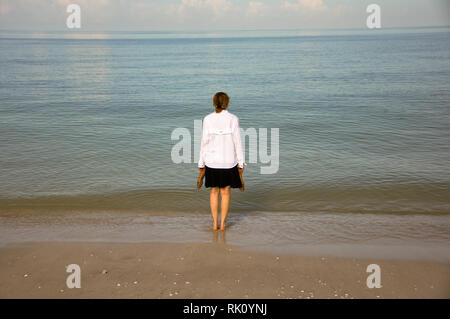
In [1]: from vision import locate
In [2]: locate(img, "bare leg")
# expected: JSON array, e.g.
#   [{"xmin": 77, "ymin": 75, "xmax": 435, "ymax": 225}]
[
  {"xmin": 219, "ymin": 186, "xmax": 231, "ymax": 231},
  {"xmin": 210, "ymin": 187, "xmax": 220, "ymax": 230}
]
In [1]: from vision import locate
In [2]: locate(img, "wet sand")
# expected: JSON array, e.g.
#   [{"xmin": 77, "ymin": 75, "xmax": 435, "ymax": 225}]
[{"xmin": 0, "ymin": 241, "xmax": 448, "ymax": 298}]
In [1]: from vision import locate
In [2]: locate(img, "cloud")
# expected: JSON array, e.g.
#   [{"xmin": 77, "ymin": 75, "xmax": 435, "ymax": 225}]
[
  {"xmin": 56, "ymin": 0, "xmax": 110, "ymax": 7},
  {"xmin": 283, "ymin": 0, "xmax": 326, "ymax": 11},
  {"xmin": 246, "ymin": 1, "xmax": 269, "ymax": 17},
  {"xmin": 0, "ymin": 2, "xmax": 10, "ymax": 15},
  {"xmin": 172, "ymin": 0, "xmax": 233, "ymax": 19}
]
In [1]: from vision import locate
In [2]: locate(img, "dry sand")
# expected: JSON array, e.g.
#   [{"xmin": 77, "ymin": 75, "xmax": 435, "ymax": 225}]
[{"xmin": 0, "ymin": 241, "xmax": 448, "ymax": 298}]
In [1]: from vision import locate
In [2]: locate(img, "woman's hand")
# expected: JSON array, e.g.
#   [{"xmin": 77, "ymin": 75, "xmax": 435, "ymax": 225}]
[
  {"xmin": 197, "ymin": 167, "xmax": 205, "ymax": 189},
  {"xmin": 238, "ymin": 166, "xmax": 244, "ymax": 174}
]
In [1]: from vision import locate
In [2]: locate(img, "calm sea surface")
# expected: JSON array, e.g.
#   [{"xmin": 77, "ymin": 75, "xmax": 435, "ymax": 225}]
[{"xmin": 0, "ymin": 28, "xmax": 449, "ymax": 259}]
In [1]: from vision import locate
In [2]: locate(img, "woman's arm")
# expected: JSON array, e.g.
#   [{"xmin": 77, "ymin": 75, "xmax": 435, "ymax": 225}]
[
  {"xmin": 198, "ymin": 117, "xmax": 208, "ymax": 169},
  {"xmin": 232, "ymin": 117, "xmax": 245, "ymax": 170}
]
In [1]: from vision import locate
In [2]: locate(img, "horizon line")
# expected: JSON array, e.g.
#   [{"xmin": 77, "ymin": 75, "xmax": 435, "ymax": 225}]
[{"xmin": 1, "ymin": 25, "xmax": 449, "ymax": 33}]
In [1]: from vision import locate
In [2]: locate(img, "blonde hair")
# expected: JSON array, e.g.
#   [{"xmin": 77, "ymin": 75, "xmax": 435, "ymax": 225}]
[{"xmin": 213, "ymin": 92, "xmax": 229, "ymax": 111}]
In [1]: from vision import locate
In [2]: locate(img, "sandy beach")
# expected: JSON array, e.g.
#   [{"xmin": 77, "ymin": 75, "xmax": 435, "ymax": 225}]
[{"xmin": 0, "ymin": 241, "xmax": 448, "ymax": 299}]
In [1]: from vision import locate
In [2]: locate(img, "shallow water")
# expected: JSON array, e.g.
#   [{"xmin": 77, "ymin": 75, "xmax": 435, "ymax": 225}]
[{"xmin": 1, "ymin": 210, "xmax": 449, "ymax": 262}]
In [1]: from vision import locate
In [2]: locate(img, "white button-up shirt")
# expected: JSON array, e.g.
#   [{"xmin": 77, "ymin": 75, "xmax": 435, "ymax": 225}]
[{"xmin": 198, "ymin": 110, "xmax": 245, "ymax": 169}]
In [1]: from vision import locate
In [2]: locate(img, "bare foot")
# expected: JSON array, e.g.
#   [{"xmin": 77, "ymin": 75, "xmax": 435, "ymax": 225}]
[
  {"xmin": 213, "ymin": 222, "xmax": 218, "ymax": 231},
  {"xmin": 220, "ymin": 223, "xmax": 225, "ymax": 231}
]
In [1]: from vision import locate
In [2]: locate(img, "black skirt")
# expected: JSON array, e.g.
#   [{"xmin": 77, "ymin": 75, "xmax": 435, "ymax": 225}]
[{"xmin": 205, "ymin": 165, "xmax": 242, "ymax": 188}]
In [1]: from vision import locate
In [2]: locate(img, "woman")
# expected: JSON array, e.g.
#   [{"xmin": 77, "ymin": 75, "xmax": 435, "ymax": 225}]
[{"xmin": 198, "ymin": 92, "xmax": 245, "ymax": 231}]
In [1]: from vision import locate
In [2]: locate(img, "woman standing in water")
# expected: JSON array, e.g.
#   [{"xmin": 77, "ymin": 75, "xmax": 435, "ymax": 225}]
[{"xmin": 198, "ymin": 92, "xmax": 245, "ymax": 231}]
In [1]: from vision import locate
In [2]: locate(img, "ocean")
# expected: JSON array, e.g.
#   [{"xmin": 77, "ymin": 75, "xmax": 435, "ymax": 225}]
[{"xmin": 1, "ymin": 27, "xmax": 449, "ymax": 260}]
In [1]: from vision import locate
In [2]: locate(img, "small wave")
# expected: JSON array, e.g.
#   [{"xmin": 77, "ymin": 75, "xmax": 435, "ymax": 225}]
[{"xmin": 1, "ymin": 182, "xmax": 449, "ymax": 215}]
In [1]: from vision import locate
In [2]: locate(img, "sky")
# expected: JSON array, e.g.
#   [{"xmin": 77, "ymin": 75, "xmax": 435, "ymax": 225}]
[{"xmin": 0, "ymin": 0, "xmax": 449, "ymax": 31}]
